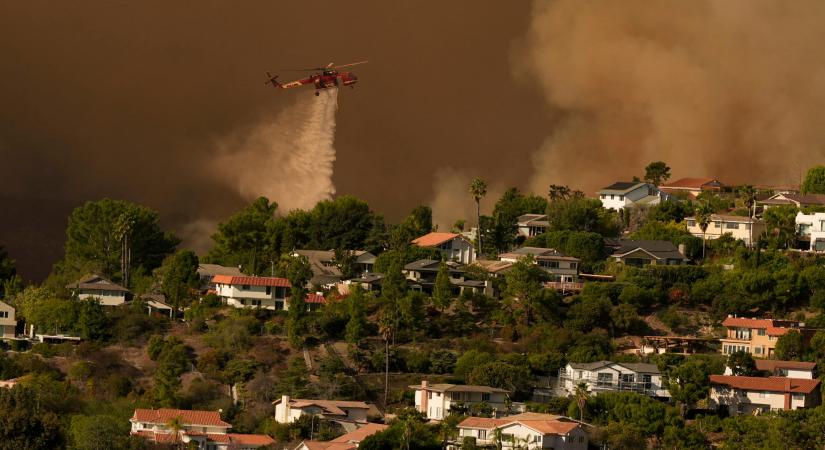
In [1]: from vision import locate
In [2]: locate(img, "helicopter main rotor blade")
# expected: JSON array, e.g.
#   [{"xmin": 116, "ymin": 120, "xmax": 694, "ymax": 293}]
[{"xmin": 333, "ymin": 60, "xmax": 369, "ymax": 69}]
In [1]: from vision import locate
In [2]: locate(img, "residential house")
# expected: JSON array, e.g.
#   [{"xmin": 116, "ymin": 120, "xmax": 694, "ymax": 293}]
[
  {"xmin": 66, "ymin": 274, "xmax": 130, "ymax": 306},
  {"xmin": 273, "ymin": 396, "xmax": 371, "ymax": 428},
  {"xmin": 0, "ymin": 300, "xmax": 15, "ymax": 339},
  {"xmin": 499, "ymin": 247, "xmax": 580, "ymax": 282},
  {"xmin": 557, "ymin": 361, "xmax": 670, "ymax": 398},
  {"xmin": 130, "ymin": 408, "xmax": 274, "ymax": 449},
  {"xmin": 658, "ymin": 177, "xmax": 724, "ymax": 198},
  {"xmin": 759, "ymin": 193, "xmax": 825, "ymax": 211},
  {"xmin": 213, "ymin": 275, "xmax": 291, "ymax": 310},
  {"xmin": 685, "ymin": 214, "xmax": 765, "ymax": 247},
  {"xmin": 410, "ymin": 380, "xmax": 525, "ymax": 421},
  {"xmin": 795, "ymin": 211, "xmax": 825, "ymax": 251},
  {"xmin": 709, "ymin": 375, "xmax": 821, "ymax": 415},
  {"xmin": 139, "ymin": 294, "xmax": 175, "ymax": 318},
  {"xmin": 610, "ymin": 240, "xmax": 688, "ymax": 266},
  {"xmin": 291, "ymin": 250, "xmax": 376, "ymax": 288},
  {"xmin": 411, "ymin": 232, "xmax": 475, "ymax": 264},
  {"xmin": 294, "ymin": 423, "xmax": 388, "ymax": 450},
  {"xmin": 454, "ymin": 413, "xmax": 588, "ymax": 450},
  {"xmin": 402, "ymin": 259, "xmax": 487, "ymax": 296},
  {"xmin": 597, "ymin": 182, "xmax": 666, "ymax": 211},
  {"xmin": 197, "ymin": 263, "xmax": 244, "ymax": 291},
  {"xmin": 724, "ymin": 360, "xmax": 816, "ymax": 379},
  {"xmin": 340, "ymin": 273, "xmax": 384, "ymax": 294},
  {"xmin": 720, "ymin": 316, "xmax": 817, "ymax": 358},
  {"xmin": 517, "ymin": 214, "xmax": 549, "ymax": 238}
]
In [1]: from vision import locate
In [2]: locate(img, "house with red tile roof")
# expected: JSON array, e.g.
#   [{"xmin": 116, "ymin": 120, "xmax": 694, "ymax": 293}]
[
  {"xmin": 455, "ymin": 412, "xmax": 588, "ymax": 450},
  {"xmin": 411, "ymin": 232, "xmax": 475, "ymax": 264},
  {"xmin": 709, "ymin": 375, "xmax": 822, "ymax": 415},
  {"xmin": 725, "ymin": 360, "xmax": 817, "ymax": 379},
  {"xmin": 130, "ymin": 408, "xmax": 274, "ymax": 449},
  {"xmin": 719, "ymin": 315, "xmax": 818, "ymax": 358},
  {"xmin": 294, "ymin": 423, "xmax": 388, "ymax": 450},
  {"xmin": 212, "ymin": 275, "xmax": 326, "ymax": 311}
]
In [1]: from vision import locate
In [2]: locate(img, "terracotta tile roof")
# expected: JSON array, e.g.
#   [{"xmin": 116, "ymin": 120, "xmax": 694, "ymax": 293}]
[
  {"xmin": 305, "ymin": 293, "xmax": 327, "ymax": 304},
  {"xmin": 458, "ymin": 413, "xmax": 581, "ymax": 436},
  {"xmin": 411, "ymin": 232, "xmax": 460, "ymax": 247},
  {"xmin": 211, "ymin": 275, "xmax": 291, "ymax": 287},
  {"xmin": 228, "ymin": 433, "xmax": 276, "ymax": 445},
  {"xmin": 458, "ymin": 417, "xmax": 504, "ymax": 429},
  {"xmin": 721, "ymin": 317, "xmax": 803, "ymax": 336},
  {"xmin": 206, "ymin": 433, "xmax": 231, "ymax": 443},
  {"xmin": 755, "ymin": 360, "xmax": 817, "ymax": 372},
  {"xmin": 330, "ymin": 423, "xmax": 388, "ymax": 443},
  {"xmin": 299, "ymin": 442, "xmax": 355, "ymax": 450},
  {"xmin": 710, "ymin": 375, "xmax": 820, "ymax": 394},
  {"xmin": 131, "ymin": 408, "xmax": 231, "ymax": 428}
]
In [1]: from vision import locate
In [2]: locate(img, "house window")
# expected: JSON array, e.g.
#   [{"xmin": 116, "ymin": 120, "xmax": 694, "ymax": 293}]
[
  {"xmin": 714, "ymin": 221, "xmax": 721, "ymax": 228},
  {"xmin": 735, "ymin": 328, "xmax": 751, "ymax": 340},
  {"xmin": 601, "ymin": 194, "xmax": 606, "ymax": 199},
  {"xmin": 726, "ymin": 222, "xmax": 739, "ymax": 229},
  {"xmin": 479, "ymin": 430, "xmax": 487, "ymax": 440},
  {"xmin": 759, "ymin": 391, "xmax": 767, "ymax": 398},
  {"xmin": 596, "ymin": 373, "xmax": 613, "ymax": 387},
  {"xmin": 577, "ymin": 371, "xmax": 583, "ymax": 379},
  {"xmin": 687, "ymin": 219, "xmax": 696, "ymax": 227},
  {"xmin": 241, "ymin": 285, "xmax": 250, "ymax": 290},
  {"xmin": 621, "ymin": 373, "xmax": 635, "ymax": 385},
  {"xmin": 754, "ymin": 347, "xmax": 762, "ymax": 355},
  {"xmin": 619, "ymin": 195, "xmax": 624, "ymax": 201},
  {"xmin": 757, "ymin": 328, "xmax": 766, "ymax": 336},
  {"xmin": 642, "ymin": 374, "xmax": 652, "ymax": 390},
  {"xmin": 579, "ymin": 436, "xmax": 584, "ymax": 443},
  {"xmin": 793, "ymin": 394, "xmax": 804, "ymax": 401},
  {"xmin": 0, "ymin": 311, "xmax": 7, "ymax": 318},
  {"xmin": 481, "ymin": 393, "xmax": 490, "ymax": 402},
  {"xmin": 610, "ymin": 195, "xmax": 615, "ymax": 200},
  {"xmin": 266, "ymin": 286, "xmax": 272, "ymax": 295}
]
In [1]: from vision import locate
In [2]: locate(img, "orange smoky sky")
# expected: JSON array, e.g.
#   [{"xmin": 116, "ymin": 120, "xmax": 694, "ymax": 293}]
[{"xmin": 3, "ymin": 1, "xmax": 825, "ymax": 280}]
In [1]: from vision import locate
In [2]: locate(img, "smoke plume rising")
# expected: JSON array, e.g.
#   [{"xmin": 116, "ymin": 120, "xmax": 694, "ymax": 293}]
[
  {"xmin": 212, "ymin": 89, "xmax": 339, "ymax": 213},
  {"xmin": 518, "ymin": 0, "xmax": 825, "ymax": 193},
  {"xmin": 430, "ymin": 169, "xmax": 506, "ymax": 232}
]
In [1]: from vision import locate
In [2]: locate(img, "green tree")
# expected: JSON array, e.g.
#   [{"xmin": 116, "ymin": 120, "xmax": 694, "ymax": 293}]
[
  {"xmin": 308, "ymin": 196, "xmax": 377, "ymax": 250},
  {"xmin": 694, "ymin": 201, "xmax": 714, "ymax": 259},
  {"xmin": 546, "ymin": 196, "xmax": 618, "ymax": 236},
  {"xmin": 775, "ymin": 330, "xmax": 803, "ymax": 360},
  {"xmin": 573, "ymin": 382, "xmax": 588, "ymax": 421},
  {"xmin": 548, "ymin": 184, "xmax": 572, "ymax": 202},
  {"xmin": 0, "ymin": 386, "xmax": 64, "ymax": 450},
  {"xmin": 161, "ymin": 250, "xmax": 199, "ymax": 309},
  {"xmin": 727, "ymin": 351, "xmax": 758, "ymax": 376},
  {"xmin": 502, "ymin": 256, "xmax": 552, "ymax": 327},
  {"xmin": 279, "ymin": 255, "xmax": 313, "ymax": 348},
  {"xmin": 76, "ymin": 299, "xmax": 109, "ymax": 341},
  {"xmin": 454, "ymin": 350, "xmax": 495, "ymax": 382},
  {"xmin": 206, "ymin": 196, "xmax": 277, "ymax": 275},
  {"xmin": 432, "ymin": 260, "xmax": 452, "ymax": 312},
  {"xmin": 60, "ymin": 198, "xmax": 179, "ymax": 284},
  {"xmin": 153, "ymin": 338, "xmax": 192, "ymax": 406},
  {"xmin": 644, "ymin": 161, "xmax": 671, "ymax": 186},
  {"xmin": 277, "ymin": 356, "xmax": 312, "ymax": 398},
  {"xmin": 667, "ymin": 358, "xmax": 709, "ymax": 418},
  {"xmin": 469, "ymin": 178, "xmax": 488, "ymax": 255},
  {"xmin": 345, "ymin": 285, "xmax": 369, "ymax": 344},
  {"xmin": 0, "ymin": 245, "xmax": 18, "ymax": 298},
  {"xmin": 763, "ymin": 205, "xmax": 798, "ymax": 249},
  {"xmin": 69, "ymin": 414, "xmax": 137, "ymax": 450},
  {"xmin": 467, "ymin": 362, "xmax": 532, "ymax": 398},
  {"xmin": 802, "ymin": 165, "xmax": 825, "ymax": 194}
]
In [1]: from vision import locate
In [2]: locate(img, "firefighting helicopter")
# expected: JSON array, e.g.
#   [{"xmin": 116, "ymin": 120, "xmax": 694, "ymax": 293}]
[{"xmin": 265, "ymin": 61, "xmax": 368, "ymax": 95}]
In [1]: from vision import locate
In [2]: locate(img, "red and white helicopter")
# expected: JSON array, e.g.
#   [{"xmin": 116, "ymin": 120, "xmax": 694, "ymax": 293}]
[{"xmin": 266, "ymin": 61, "xmax": 368, "ymax": 96}]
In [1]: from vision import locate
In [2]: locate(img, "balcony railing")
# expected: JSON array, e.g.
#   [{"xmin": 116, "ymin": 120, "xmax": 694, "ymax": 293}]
[{"xmin": 557, "ymin": 370, "xmax": 667, "ymax": 397}]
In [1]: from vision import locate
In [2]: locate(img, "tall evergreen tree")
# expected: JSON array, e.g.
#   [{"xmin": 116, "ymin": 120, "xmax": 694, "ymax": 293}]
[{"xmin": 432, "ymin": 260, "xmax": 452, "ymax": 312}]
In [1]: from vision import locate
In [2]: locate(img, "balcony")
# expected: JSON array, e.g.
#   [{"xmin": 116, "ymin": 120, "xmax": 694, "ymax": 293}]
[{"xmin": 557, "ymin": 370, "xmax": 668, "ymax": 398}]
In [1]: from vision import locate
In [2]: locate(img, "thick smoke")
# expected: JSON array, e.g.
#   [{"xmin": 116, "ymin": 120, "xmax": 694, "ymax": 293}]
[
  {"xmin": 518, "ymin": 0, "xmax": 825, "ymax": 193},
  {"xmin": 212, "ymin": 89, "xmax": 339, "ymax": 213}
]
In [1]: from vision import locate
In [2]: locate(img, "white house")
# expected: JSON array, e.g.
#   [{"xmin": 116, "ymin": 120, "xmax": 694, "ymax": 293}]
[
  {"xmin": 724, "ymin": 360, "xmax": 817, "ymax": 379},
  {"xmin": 212, "ymin": 275, "xmax": 291, "ymax": 310},
  {"xmin": 0, "ymin": 301, "xmax": 16, "ymax": 339},
  {"xmin": 557, "ymin": 361, "xmax": 669, "ymax": 398},
  {"xmin": 796, "ymin": 211, "xmax": 825, "ymax": 251},
  {"xmin": 130, "ymin": 408, "xmax": 274, "ymax": 449},
  {"xmin": 66, "ymin": 274, "xmax": 130, "ymax": 306},
  {"xmin": 294, "ymin": 423, "xmax": 388, "ymax": 450},
  {"xmin": 454, "ymin": 413, "xmax": 588, "ymax": 450},
  {"xmin": 411, "ymin": 232, "xmax": 475, "ymax": 264},
  {"xmin": 597, "ymin": 182, "xmax": 665, "ymax": 211},
  {"xmin": 517, "ymin": 214, "xmax": 549, "ymax": 238},
  {"xmin": 685, "ymin": 214, "xmax": 765, "ymax": 247},
  {"xmin": 709, "ymin": 375, "xmax": 821, "ymax": 415},
  {"xmin": 410, "ymin": 380, "xmax": 525, "ymax": 421},
  {"xmin": 498, "ymin": 247, "xmax": 580, "ymax": 282},
  {"xmin": 273, "ymin": 396, "xmax": 371, "ymax": 427}
]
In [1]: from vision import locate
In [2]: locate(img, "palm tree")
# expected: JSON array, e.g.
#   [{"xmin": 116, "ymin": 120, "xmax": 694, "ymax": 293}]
[
  {"xmin": 468, "ymin": 178, "xmax": 487, "ymax": 257},
  {"xmin": 694, "ymin": 201, "xmax": 714, "ymax": 259},
  {"xmin": 491, "ymin": 428, "xmax": 504, "ymax": 450},
  {"xmin": 739, "ymin": 185, "xmax": 757, "ymax": 247},
  {"xmin": 165, "ymin": 416, "xmax": 184, "ymax": 449},
  {"xmin": 574, "ymin": 382, "xmax": 589, "ymax": 422}
]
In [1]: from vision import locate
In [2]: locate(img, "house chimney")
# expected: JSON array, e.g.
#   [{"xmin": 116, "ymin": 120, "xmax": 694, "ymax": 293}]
[
  {"xmin": 678, "ymin": 243, "xmax": 686, "ymax": 256},
  {"xmin": 421, "ymin": 380, "xmax": 429, "ymax": 415},
  {"xmin": 281, "ymin": 395, "xmax": 291, "ymax": 423}
]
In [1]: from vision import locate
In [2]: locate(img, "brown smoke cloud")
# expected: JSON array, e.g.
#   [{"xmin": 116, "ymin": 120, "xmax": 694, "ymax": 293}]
[
  {"xmin": 429, "ymin": 169, "xmax": 506, "ymax": 231},
  {"xmin": 517, "ymin": 0, "xmax": 825, "ymax": 193}
]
